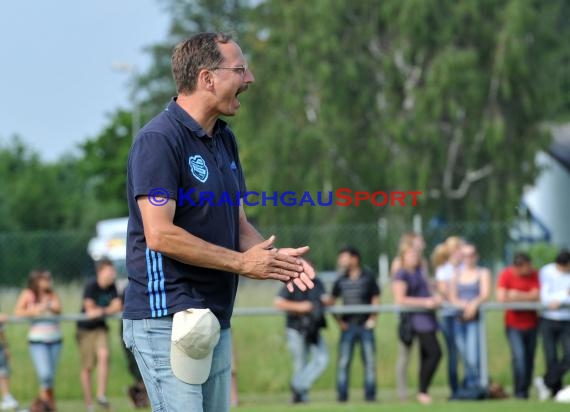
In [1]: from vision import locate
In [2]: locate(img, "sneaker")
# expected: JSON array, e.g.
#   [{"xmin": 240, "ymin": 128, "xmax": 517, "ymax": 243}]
[
  {"xmin": 96, "ymin": 396, "xmax": 111, "ymax": 409},
  {"xmin": 555, "ymin": 385, "xmax": 570, "ymax": 403},
  {"xmin": 290, "ymin": 385, "xmax": 303, "ymax": 404},
  {"xmin": 534, "ymin": 376, "xmax": 550, "ymax": 401},
  {"xmin": 0, "ymin": 394, "xmax": 18, "ymax": 410}
]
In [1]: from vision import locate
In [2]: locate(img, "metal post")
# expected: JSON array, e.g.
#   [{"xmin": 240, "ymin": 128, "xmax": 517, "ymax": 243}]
[
  {"xmin": 413, "ymin": 213, "xmax": 422, "ymax": 234},
  {"xmin": 377, "ymin": 217, "xmax": 389, "ymax": 286},
  {"xmin": 111, "ymin": 62, "xmax": 139, "ymax": 141},
  {"xmin": 479, "ymin": 307, "xmax": 489, "ymax": 388}
]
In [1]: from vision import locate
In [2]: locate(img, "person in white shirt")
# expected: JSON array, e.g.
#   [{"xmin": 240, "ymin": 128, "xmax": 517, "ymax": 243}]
[
  {"xmin": 434, "ymin": 236, "xmax": 464, "ymax": 399},
  {"xmin": 534, "ymin": 250, "xmax": 570, "ymax": 401}
]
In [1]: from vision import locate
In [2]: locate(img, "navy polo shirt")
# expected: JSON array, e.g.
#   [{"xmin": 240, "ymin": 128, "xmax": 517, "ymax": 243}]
[{"xmin": 123, "ymin": 98, "xmax": 246, "ymax": 328}]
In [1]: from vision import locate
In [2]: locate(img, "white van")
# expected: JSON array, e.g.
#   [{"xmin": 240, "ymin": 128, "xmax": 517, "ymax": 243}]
[{"xmin": 87, "ymin": 217, "xmax": 129, "ymax": 288}]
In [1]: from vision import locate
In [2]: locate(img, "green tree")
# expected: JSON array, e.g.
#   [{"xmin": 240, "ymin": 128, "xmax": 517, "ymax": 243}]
[
  {"xmin": 0, "ymin": 136, "xmax": 86, "ymax": 231},
  {"xmin": 76, "ymin": 109, "xmax": 135, "ymax": 225},
  {"xmin": 134, "ymin": 0, "xmax": 569, "ymax": 228}
]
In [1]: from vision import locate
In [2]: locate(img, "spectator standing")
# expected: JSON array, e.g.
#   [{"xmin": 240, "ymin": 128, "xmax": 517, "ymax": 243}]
[
  {"xmin": 390, "ymin": 233, "xmax": 428, "ymax": 401},
  {"xmin": 393, "ymin": 242, "xmax": 442, "ymax": 404},
  {"xmin": 14, "ymin": 269, "xmax": 62, "ymax": 412},
  {"xmin": 496, "ymin": 252, "xmax": 539, "ymax": 399},
  {"xmin": 0, "ymin": 314, "xmax": 18, "ymax": 411},
  {"xmin": 332, "ymin": 246, "xmax": 380, "ymax": 402},
  {"xmin": 534, "ymin": 250, "xmax": 570, "ymax": 401},
  {"xmin": 434, "ymin": 236, "xmax": 463, "ymax": 398},
  {"xmin": 76, "ymin": 259, "xmax": 122, "ymax": 412},
  {"xmin": 274, "ymin": 275, "xmax": 330, "ymax": 403},
  {"xmin": 449, "ymin": 244, "xmax": 491, "ymax": 392}
]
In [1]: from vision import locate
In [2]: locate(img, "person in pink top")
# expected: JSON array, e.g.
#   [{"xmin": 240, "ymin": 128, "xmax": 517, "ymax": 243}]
[{"xmin": 14, "ymin": 269, "xmax": 62, "ymax": 411}]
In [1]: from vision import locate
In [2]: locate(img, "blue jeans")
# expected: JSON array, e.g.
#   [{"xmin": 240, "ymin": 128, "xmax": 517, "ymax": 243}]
[
  {"xmin": 286, "ymin": 328, "xmax": 328, "ymax": 401},
  {"xmin": 506, "ymin": 327, "xmax": 537, "ymax": 398},
  {"xmin": 541, "ymin": 318, "xmax": 570, "ymax": 395},
  {"xmin": 439, "ymin": 315, "xmax": 459, "ymax": 395},
  {"xmin": 123, "ymin": 318, "xmax": 231, "ymax": 412},
  {"xmin": 29, "ymin": 341, "xmax": 62, "ymax": 389},
  {"xmin": 453, "ymin": 318, "xmax": 480, "ymax": 389},
  {"xmin": 337, "ymin": 324, "xmax": 376, "ymax": 401}
]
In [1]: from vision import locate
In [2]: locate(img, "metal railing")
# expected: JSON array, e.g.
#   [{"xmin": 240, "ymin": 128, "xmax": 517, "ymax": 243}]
[{"xmin": 3, "ymin": 302, "xmax": 562, "ymax": 390}]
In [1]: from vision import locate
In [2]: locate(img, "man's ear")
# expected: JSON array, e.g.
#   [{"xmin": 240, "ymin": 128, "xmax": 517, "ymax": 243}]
[{"xmin": 198, "ymin": 68, "xmax": 215, "ymax": 91}]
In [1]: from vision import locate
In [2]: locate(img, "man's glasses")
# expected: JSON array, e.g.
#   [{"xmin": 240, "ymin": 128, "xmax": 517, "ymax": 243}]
[{"xmin": 211, "ymin": 64, "xmax": 248, "ymax": 77}]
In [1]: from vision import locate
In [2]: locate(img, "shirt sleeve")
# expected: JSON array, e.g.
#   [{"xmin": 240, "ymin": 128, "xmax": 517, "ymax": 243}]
[
  {"xmin": 539, "ymin": 265, "xmax": 567, "ymax": 304},
  {"xmin": 393, "ymin": 269, "xmax": 407, "ymax": 283},
  {"xmin": 331, "ymin": 278, "xmax": 341, "ymax": 298},
  {"xmin": 109, "ymin": 284, "xmax": 119, "ymax": 301},
  {"xmin": 129, "ymin": 131, "xmax": 181, "ymax": 200},
  {"xmin": 315, "ymin": 279, "xmax": 327, "ymax": 300},
  {"xmin": 83, "ymin": 280, "xmax": 97, "ymax": 301},
  {"xmin": 530, "ymin": 271, "xmax": 540, "ymax": 290},
  {"xmin": 435, "ymin": 265, "xmax": 448, "ymax": 282},
  {"xmin": 370, "ymin": 276, "xmax": 381, "ymax": 297}
]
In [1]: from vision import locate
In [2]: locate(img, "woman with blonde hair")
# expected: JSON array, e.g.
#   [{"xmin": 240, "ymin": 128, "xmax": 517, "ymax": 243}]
[
  {"xmin": 435, "ymin": 236, "xmax": 464, "ymax": 398},
  {"xmin": 450, "ymin": 244, "xmax": 491, "ymax": 391},
  {"xmin": 390, "ymin": 233, "xmax": 427, "ymax": 401},
  {"xmin": 393, "ymin": 242, "xmax": 442, "ymax": 404},
  {"xmin": 14, "ymin": 269, "xmax": 62, "ymax": 411}
]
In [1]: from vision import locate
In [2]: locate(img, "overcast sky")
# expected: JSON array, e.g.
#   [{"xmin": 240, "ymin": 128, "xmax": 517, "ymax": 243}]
[{"xmin": 0, "ymin": 0, "xmax": 170, "ymax": 161}]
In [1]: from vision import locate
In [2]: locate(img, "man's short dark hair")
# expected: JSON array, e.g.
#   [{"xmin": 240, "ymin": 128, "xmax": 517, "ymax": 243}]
[
  {"xmin": 171, "ymin": 32, "xmax": 233, "ymax": 94},
  {"xmin": 338, "ymin": 245, "xmax": 361, "ymax": 262},
  {"xmin": 95, "ymin": 258, "xmax": 114, "ymax": 273},
  {"xmin": 513, "ymin": 252, "xmax": 532, "ymax": 266},
  {"xmin": 555, "ymin": 249, "xmax": 570, "ymax": 266}
]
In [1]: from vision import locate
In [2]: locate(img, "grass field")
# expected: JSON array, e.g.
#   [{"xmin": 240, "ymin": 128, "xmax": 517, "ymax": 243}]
[
  {"xmin": 1, "ymin": 280, "xmax": 569, "ymax": 411},
  {"xmin": 22, "ymin": 395, "xmax": 570, "ymax": 412}
]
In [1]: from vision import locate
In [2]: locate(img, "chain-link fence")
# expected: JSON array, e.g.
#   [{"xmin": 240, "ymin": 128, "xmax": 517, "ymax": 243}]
[
  {"xmin": 0, "ymin": 231, "xmax": 93, "ymax": 286},
  {"xmin": 2, "ymin": 217, "xmax": 557, "ymax": 287},
  {"xmin": 260, "ymin": 218, "xmax": 516, "ymax": 271}
]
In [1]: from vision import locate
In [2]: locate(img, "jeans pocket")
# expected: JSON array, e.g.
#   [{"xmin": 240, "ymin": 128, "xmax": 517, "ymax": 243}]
[{"xmin": 122, "ymin": 320, "xmax": 133, "ymax": 349}]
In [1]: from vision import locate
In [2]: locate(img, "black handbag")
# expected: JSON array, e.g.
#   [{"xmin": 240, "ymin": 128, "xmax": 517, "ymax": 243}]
[{"xmin": 398, "ymin": 312, "xmax": 414, "ymax": 346}]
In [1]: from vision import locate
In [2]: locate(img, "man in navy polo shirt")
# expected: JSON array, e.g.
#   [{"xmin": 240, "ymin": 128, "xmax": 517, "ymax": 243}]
[{"xmin": 122, "ymin": 32, "xmax": 315, "ymax": 412}]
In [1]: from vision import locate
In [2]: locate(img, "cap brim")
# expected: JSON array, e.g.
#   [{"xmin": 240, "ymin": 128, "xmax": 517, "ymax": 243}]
[{"xmin": 170, "ymin": 341, "xmax": 214, "ymax": 384}]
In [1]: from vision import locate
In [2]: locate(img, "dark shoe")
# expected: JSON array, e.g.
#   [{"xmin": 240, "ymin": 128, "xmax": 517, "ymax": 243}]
[
  {"xmin": 29, "ymin": 398, "xmax": 51, "ymax": 412},
  {"xmin": 290, "ymin": 385, "xmax": 303, "ymax": 404},
  {"xmin": 488, "ymin": 382, "xmax": 509, "ymax": 399},
  {"xmin": 128, "ymin": 383, "xmax": 150, "ymax": 409}
]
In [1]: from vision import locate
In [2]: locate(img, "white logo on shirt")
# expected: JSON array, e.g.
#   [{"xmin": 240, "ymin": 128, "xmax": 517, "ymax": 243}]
[{"xmin": 189, "ymin": 155, "xmax": 209, "ymax": 183}]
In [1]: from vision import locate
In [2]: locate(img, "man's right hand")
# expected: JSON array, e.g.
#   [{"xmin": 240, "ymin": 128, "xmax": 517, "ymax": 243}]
[{"xmin": 240, "ymin": 236, "xmax": 304, "ymax": 283}]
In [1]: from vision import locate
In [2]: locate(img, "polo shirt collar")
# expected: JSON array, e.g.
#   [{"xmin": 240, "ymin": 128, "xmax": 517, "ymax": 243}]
[{"xmin": 165, "ymin": 97, "xmax": 227, "ymax": 138}]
